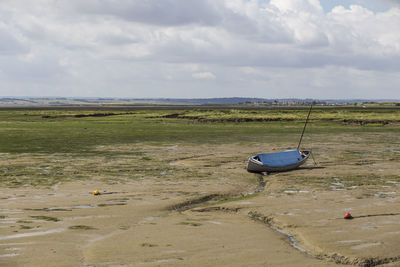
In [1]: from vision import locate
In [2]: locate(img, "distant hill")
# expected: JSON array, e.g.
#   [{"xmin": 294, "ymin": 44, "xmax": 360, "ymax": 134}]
[
  {"xmin": 0, "ymin": 97, "xmax": 273, "ymax": 106},
  {"xmin": 0, "ymin": 97, "xmax": 398, "ymax": 106}
]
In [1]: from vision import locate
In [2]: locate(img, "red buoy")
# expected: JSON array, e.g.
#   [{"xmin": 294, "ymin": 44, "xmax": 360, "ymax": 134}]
[
  {"xmin": 272, "ymin": 148, "xmax": 276, "ymax": 151},
  {"xmin": 344, "ymin": 212, "xmax": 353, "ymax": 219}
]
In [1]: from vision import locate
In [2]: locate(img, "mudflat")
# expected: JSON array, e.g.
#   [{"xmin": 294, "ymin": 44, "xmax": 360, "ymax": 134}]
[{"xmin": 0, "ymin": 107, "xmax": 399, "ymax": 266}]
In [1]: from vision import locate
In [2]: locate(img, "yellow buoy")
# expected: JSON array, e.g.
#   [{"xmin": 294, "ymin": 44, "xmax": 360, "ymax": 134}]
[{"xmin": 93, "ymin": 189, "xmax": 100, "ymax": 195}]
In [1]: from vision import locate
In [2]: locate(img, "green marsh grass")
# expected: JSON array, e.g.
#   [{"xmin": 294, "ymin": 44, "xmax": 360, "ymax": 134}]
[
  {"xmin": 19, "ymin": 225, "xmax": 34, "ymax": 230},
  {"xmin": 0, "ymin": 106, "xmax": 399, "ymax": 187},
  {"xmin": 1, "ymin": 107, "xmax": 399, "ymax": 154},
  {"xmin": 30, "ymin": 215, "xmax": 60, "ymax": 222},
  {"xmin": 69, "ymin": 225, "xmax": 96, "ymax": 230}
]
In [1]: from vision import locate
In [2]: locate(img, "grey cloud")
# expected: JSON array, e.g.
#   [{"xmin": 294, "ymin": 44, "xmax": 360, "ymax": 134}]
[
  {"xmin": 99, "ymin": 34, "xmax": 138, "ymax": 45},
  {"xmin": 220, "ymin": 10, "xmax": 294, "ymax": 44},
  {"xmin": 382, "ymin": 0, "xmax": 400, "ymax": 6},
  {"xmin": 0, "ymin": 29, "xmax": 28, "ymax": 55},
  {"xmin": 146, "ymin": 26, "xmax": 400, "ymax": 72},
  {"xmin": 0, "ymin": 55, "xmax": 66, "ymax": 82},
  {"xmin": 69, "ymin": 0, "xmax": 222, "ymax": 26}
]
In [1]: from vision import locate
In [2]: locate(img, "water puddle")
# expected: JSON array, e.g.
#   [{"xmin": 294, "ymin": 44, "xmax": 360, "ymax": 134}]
[
  {"xmin": 278, "ymin": 212, "xmax": 295, "ymax": 216},
  {"xmin": 351, "ymin": 242, "xmax": 381, "ymax": 250},
  {"xmin": 0, "ymin": 253, "xmax": 19, "ymax": 258},
  {"xmin": 283, "ymin": 190, "xmax": 310, "ymax": 194},
  {"xmin": 361, "ymin": 225, "xmax": 378, "ymax": 230},
  {"xmin": 139, "ymin": 258, "xmax": 177, "ymax": 264},
  {"xmin": 0, "ymin": 228, "xmax": 65, "ymax": 241},
  {"xmin": 270, "ymin": 225, "xmax": 312, "ymax": 255},
  {"xmin": 375, "ymin": 192, "xmax": 396, "ymax": 198},
  {"xmin": 385, "ymin": 231, "xmax": 400, "ymax": 235},
  {"xmin": 0, "ymin": 219, "xmax": 17, "ymax": 224},
  {"xmin": 337, "ymin": 240, "xmax": 362, "ymax": 243},
  {"xmin": 144, "ymin": 217, "xmax": 156, "ymax": 221},
  {"xmin": 48, "ymin": 193, "xmax": 68, "ymax": 197},
  {"xmin": 208, "ymin": 221, "xmax": 222, "ymax": 225},
  {"xmin": 329, "ymin": 188, "xmax": 345, "ymax": 191},
  {"xmin": 104, "ymin": 198, "xmax": 129, "ymax": 203},
  {"xmin": 0, "ymin": 242, "xmax": 35, "ymax": 246},
  {"xmin": 71, "ymin": 205, "xmax": 97, "ymax": 209},
  {"xmin": 4, "ymin": 248, "xmax": 21, "ymax": 251},
  {"xmin": 24, "ymin": 204, "xmax": 96, "ymax": 213},
  {"xmin": 163, "ymin": 250, "xmax": 185, "ymax": 254},
  {"xmin": 347, "ymin": 186, "xmax": 358, "ymax": 189},
  {"xmin": 65, "ymin": 215, "xmax": 111, "ymax": 221},
  {"xmin": 0, "ymin": 209, "xmax": 22, "ymax": 214}
]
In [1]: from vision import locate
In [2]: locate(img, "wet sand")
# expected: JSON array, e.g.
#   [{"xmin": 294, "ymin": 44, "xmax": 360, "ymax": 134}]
[
  {"xmin": 0, "ymin": 181, "xmax": 338, "ymax": 267},
  {"xmin": 1, "ymin": 137, "xmax": 400, "ymax": 266}
]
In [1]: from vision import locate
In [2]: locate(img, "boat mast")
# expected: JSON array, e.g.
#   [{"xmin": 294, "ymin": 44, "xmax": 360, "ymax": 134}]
[{"xmin": 297, "ymin": 104, "xmax": 313, "ymax": 150}]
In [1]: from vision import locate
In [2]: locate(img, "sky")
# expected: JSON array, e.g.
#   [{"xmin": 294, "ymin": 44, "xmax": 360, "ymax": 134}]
[{"xmin": 0, "ymin": 0, "xmax": 399, "ymax": 99}]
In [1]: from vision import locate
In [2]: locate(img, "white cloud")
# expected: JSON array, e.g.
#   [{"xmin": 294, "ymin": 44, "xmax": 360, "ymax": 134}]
[
  {"xmin": 0, "ymin": 0, "xmax": 399, "ymax": 98},
  {"xmin": 192, "ymin": 72, "xmax": 216, "ymax": 79},
  {"xmin": 270, "ymin": 0, "xmax": 323, "ymax": 13}
]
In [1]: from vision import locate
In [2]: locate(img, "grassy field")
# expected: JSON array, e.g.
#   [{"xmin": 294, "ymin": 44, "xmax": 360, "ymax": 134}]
[{"xmin": 0, "ymin": 105, "xmax": 399, "ymax": 187}]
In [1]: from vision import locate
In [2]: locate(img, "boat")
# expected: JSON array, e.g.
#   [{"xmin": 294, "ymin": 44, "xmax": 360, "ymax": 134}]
[
  {"xmin": 247, "ymin": 149, "xmax": 310, "ymax": 173},
  {"xmin": 246, "ymin": 105, "xmax": 313, "ymax": 173}
]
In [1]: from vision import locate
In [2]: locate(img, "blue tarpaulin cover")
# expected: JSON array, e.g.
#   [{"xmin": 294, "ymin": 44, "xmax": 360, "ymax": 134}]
[{"xmin": 257, "ymin": 150, "xmax": 303, "ymax": 167}]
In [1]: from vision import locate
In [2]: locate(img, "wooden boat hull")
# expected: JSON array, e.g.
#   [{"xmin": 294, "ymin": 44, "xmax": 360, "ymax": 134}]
[{"xmin": 247, "ymin": 150, "xmax": 310, "ymax": 173}]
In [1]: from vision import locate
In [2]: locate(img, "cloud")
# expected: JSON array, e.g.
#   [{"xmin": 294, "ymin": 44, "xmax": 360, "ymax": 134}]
[
  {"xmin": 270, "ymin": 0, "xmax": 323, "ymax": 13},
  {"xmin": 192, "ymin": 72, "xmax": 216, "ymax": 79},
  {"xmin": 67, "ymin": 0, "xmax": 221, "ymax": 26},
  {"xmin": 0, "ymin": 27, "xmax": 28, "ymax": 55},
  {"xmin": 0, "ymin": 0, "xmax": 399, "ymax": 98},
  {"xmin": 381, "ymin": 0, "xmax": 400, "ymax": 7}
]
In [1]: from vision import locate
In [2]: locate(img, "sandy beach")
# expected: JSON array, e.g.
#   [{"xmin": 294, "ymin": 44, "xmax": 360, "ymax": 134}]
[{"xmin": 0, "ymin": 175, "xmax": 338, "ymax": 267}]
